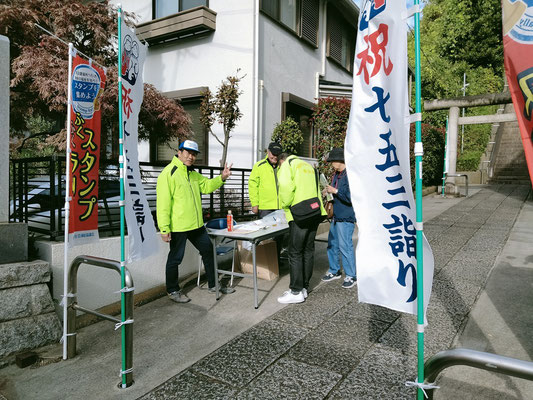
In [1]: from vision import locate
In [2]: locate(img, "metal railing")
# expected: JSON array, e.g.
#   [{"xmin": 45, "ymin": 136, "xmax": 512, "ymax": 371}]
[
  {"xmin": 424, "ymin": 348, "xmax": 533, "ymax": 399},
  {"xmin": 66, "ymin": 255, "xmax": 134, "ymax": 388},
  {"xmin": 9, "ymin": 156, "xmax": 253, "ymax": 240}
]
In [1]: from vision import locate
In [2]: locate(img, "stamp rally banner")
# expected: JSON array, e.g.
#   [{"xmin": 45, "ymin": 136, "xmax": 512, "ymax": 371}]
[
  {"xmin": 120, "ymin": 21, "xmax": 158, "ymax": 261},
  {"xmin": 502, "ymin": 0, "xmax": 533, "ymax": 187},
  {"xmin": 345, "ymin": 0, "xmax": 434, "ymax": 318},
  {"xmin": 69, "ymin": 54, "xmax": 106, "ymax": 246}
]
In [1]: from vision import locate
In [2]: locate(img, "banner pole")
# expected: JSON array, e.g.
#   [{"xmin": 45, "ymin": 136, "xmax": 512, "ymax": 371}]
[
  {"xmin": 413, "ymin": 1, "xmax": 425, "ymax": 399},
  {"xmin": 62, "ymin": 42, "xmax": 74, "ymax": 360},
  {"xmin": 442, "ymin": 117, "xmax": 448, "ymax": 197},
  {"xmin": 118, "ymin": 4, "xmax": 128, "ymax": 388}
]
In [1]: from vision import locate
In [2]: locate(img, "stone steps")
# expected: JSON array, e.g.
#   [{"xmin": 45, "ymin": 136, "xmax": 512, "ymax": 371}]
[
  {"xmin": 488, "ymin": 178, "xmax": 531, "ymax": 185},
  {"xmin": 0, "ymin": 260, "xmax": 61, "ymax": 367},
  {"xmin": 490, "ymin": 111, "xmax": 530, "ymax": 184}
]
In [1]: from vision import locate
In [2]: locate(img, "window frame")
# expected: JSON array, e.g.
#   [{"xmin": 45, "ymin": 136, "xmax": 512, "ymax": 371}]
[
  {"xmin": 151, "ymin": 86, "xmax": 209, "ymax": 165},
  {"xmin": 260, "ymin": 0, "xmax": 319, "ymax": 48},
  {"xmin": 326, "ymin": 3, "xmax": 356, "ymax": 74},
  {"xmin": 152, "ymin": 0, "xmax": 210, "ymax": 20}
]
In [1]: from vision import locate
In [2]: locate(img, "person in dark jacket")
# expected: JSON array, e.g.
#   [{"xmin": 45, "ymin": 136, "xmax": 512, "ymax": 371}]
[{"xmin": 321, "ymin": 148, "xmax": 357, "ymax": 288}]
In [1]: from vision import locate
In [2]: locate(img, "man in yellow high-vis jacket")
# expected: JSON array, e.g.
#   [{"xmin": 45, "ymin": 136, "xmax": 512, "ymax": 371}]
[
  {"xmin": 277, "ymin": 152, "xmax": 326, "ymax": 304},
  {"xmin": 248, "ymin": 142, "xmax": 282, "ymax": 217},
  {"xmin": 156, "ymin": 140, "xmax": 234, "ymax": 303}
]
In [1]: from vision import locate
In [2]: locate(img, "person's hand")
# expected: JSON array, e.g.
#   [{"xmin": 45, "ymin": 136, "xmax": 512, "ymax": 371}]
[
  {"xmin": 252, "ymin": 206, "xmax": 259, "ymax": 214},
  {"xmin": 221, "ymin": 162, "xmax": 233, "ymax": 181},
  {"xmin": 326, "ymin": 185, "xmax": 338, "ymax": 194},
  {"xmin": 321, "ymin": 188, "xmax": 327, "ymax": 196},
  {"xmin": 161, "ymin": 233, "xmax": 171, "ymax": 243}
]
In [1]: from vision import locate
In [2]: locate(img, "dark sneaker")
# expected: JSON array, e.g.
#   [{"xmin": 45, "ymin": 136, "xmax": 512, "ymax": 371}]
[
  {"xmin": 342, "ymin": 276, "xmax": 357, "ymax": 289},
  {"xmin": 322, "ymin": 271, "xmax": 342, "ymax": 281},
  {"xmin": 168, "ymin": 291, "xmax": 191, "ymax": 303},
  {"xmin": 208, "ymin": 285, "xmax": 236, "ymax": 294}
]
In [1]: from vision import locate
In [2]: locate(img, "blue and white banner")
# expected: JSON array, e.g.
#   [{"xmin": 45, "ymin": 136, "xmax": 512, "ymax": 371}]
[
  {"xmin": 345, "ymin": 0, "xmax": 434, "ymax": 319},
  {"xmin": 121, "ymin": 21, "xmax": 158, "ymax": 262}
]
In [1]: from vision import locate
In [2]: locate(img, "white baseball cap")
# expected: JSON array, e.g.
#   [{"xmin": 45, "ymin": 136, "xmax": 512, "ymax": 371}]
[{"xmin": 179, "ymin": 140, "xmax": 200, "ymax": 153}]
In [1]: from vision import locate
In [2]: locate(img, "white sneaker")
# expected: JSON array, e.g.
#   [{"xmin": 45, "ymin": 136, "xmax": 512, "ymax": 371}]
[
  {"xmin": 277, "ymin": 290, "xmax": 305, "ymax": 304},
  {"xmin": 302, "ymin": 288, "xmax": 308, "ymax": 299}
]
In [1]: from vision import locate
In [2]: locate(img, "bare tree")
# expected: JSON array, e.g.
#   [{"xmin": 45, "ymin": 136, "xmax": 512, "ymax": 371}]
[{"xmin": 200, "ymin": 70, "xmax": 244, "ymax": 167}]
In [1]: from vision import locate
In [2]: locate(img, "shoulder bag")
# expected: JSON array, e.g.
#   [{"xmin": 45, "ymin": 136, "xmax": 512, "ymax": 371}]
[{"xmin": 290, "ymin": 169, "xmax": 324, "ymax": 226}]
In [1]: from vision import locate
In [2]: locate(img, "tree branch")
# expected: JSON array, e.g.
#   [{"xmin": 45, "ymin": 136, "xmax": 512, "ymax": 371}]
[
  {"xmin": 209, "ymin": 128, "xmax": 224, "ymax": 147},
  {"xmin": 16, "ymin": 130, "xmax": 59, "ymax": 153}
]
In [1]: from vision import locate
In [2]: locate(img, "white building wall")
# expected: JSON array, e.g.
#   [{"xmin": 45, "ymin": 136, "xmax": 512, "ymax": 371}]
[
  {"xmin": 260, "ymin": 17, "xmax": 320, "ymax": 144},
  {"xmin": 116, "ymin": 0, "xmax": 354, "ymax": 164},
  {"xmin": 116, "ymin": 0, "xmax": 255, "ymax": 168},
  {"xmin": 325, "ymin": 59, "xmax": 355, "ymax": 86},
  {"xmin": 259, "ymin": 13, "xmax": 353, "ymax": 148}
]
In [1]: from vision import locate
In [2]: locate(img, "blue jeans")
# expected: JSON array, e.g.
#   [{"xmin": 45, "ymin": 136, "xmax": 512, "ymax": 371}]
[{"xmin": 327, "ymin": 220, "xmax": 356, "ymax": 278}]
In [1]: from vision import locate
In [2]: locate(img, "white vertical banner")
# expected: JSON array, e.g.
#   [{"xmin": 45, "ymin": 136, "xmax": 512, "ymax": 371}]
[
  {"xmin": 444, "ymin": 123, "xmax": 449, "ymax": 175},
  {"xmin": 345, "ymin": 0, "xmax": 434, "ymax": 318},
  {"xmin": 120, "ymin": 21, "xmax": 158, "ymax": 261}
]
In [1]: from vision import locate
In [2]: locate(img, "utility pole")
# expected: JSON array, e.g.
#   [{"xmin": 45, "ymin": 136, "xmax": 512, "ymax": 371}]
[{"xmin": 460, "ymin": 73, "xmax": 469, "ymax": 153}]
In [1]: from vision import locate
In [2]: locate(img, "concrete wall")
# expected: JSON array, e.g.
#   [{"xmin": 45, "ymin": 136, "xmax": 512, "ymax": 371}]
[{"xmin": 35, "ymin": 236, "xmax": 201, "ymax": 316}]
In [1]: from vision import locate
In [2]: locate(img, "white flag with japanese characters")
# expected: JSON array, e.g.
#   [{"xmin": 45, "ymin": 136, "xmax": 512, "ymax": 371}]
[
  {"xmin": 120, "ymin": 21, "xmax": 158, "ymax": 261},
  {"xmin": 345, "ymin": 0, "xmax": 434, "ymax": 319}
]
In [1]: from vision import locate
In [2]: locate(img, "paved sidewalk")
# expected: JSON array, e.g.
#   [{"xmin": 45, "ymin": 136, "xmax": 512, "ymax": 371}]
[
  {"xmin": 435, "ymin": 187, "xmax": 533, "ymax": 399},
  {"xmin": 141, "ymin": 184, "xmax": 530, "ymax": 399},
  {"xmin": 0, "ymin": 185, "xmax": 530, "ymax": 399}
]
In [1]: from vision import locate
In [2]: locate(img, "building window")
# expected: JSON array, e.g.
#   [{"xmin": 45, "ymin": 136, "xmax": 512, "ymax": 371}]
[
  {"xmin": 281, "ymin": 92, "xmax": 315, "ymax": 158},
  {"xmin": 154, "ymin": 88, "xmax": 208, "ymax": 165},
  {"xmin": 260, "ymin": 0, "xmax": 319, "ymax": 47},
  {"xmin": 153, "ymin": 0, "xmax": 208, "ymax": 19},
  {"xmin": 327, "ymin": 3, "xmax": 356, "ymax": 72}
]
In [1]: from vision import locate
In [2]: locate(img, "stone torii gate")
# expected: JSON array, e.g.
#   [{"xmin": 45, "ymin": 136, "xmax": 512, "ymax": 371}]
[{"xmin": 424, "ymin": 91, "xmax": 517, "ymax": 188}]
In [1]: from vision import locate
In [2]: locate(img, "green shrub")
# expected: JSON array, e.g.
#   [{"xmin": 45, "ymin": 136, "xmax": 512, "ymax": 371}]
[
  {"xmin": 457, "ymin": 150, "xmax": 482, "ymax": 171},
  {"xmin": 271, "ymin": 116, "xmax": 304, "ymax": 155},
  {"xmin": 311, "ymin": 97, "xmax": 351, "ymax": 178}
]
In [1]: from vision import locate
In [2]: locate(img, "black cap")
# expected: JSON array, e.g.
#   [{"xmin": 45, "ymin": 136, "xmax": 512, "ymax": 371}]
[
  {"xmin": 326, "ymin": 148, "xmax": 345, "ymax": 162},
  {"xmin": 268, "ymin": 142, "xmax": 283, "ymax": 156}
]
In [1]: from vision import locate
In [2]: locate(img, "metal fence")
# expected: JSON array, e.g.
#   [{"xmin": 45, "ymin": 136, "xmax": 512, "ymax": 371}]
[{"xmin": 10, "ymin": 156, "xmax": 253, "ymax": 240}]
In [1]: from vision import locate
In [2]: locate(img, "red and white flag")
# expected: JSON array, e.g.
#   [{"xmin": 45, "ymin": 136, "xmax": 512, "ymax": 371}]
[
  {"xmin": 68, "ymin": 54, "xmax": 106, "ymax": 246},
  {"xmin": 502, "ymin": 0, "xmax": 533, "ymax": 187}
]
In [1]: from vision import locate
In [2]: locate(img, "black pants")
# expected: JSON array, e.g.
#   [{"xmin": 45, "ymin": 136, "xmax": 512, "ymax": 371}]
[
  {"xmin": 288, "ymin": 219, "xmax": 319, "ymax": 292},
  {"xmin": 165, "ymin": 226, "xmax": 215, "ymax": 293}
]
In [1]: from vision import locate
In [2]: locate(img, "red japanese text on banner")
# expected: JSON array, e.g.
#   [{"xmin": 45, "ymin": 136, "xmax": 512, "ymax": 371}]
[
  {"xmin": 345, "ymin": 0, "xmax": 434, "ymax": 320},
  {"xmin": 69, "ymin": 55, "xmax": 106, "ymax": 246},
  {"xmin": 502, "ymin": 0, "xmax": 533, "ymax": 187}
]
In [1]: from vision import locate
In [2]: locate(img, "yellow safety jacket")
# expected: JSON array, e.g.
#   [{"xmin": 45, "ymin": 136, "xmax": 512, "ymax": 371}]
[
  {"xmin": 156, "ymin": 156, "xmax": 224, "ymax": 233},
  {"xmin": 278, "ymin": 155, "xmax": 326, "ymax": 222},
  {"xmin": 248, "ymin": 156, "xmax": 280, "ymax": 210}
]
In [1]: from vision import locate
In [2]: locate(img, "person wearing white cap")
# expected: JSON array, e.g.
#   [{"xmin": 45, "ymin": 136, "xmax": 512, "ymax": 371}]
[{"xmin": 156, "ymin": 140, "xmax": 234, "ymax": 303}]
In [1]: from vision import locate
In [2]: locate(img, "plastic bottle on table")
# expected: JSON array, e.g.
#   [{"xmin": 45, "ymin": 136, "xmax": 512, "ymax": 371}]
[{"xmin": 227, "ymin": 210, "xmax": 233, "ymax": 232}]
